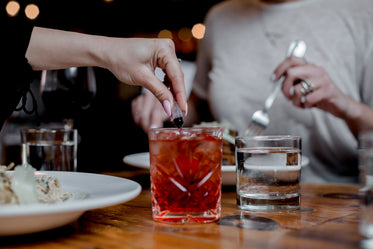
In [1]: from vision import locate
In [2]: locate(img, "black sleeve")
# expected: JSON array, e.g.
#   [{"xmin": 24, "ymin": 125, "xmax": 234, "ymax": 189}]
[{"xmin": 1, "ymin": 12, "xmax": 35, "ymax": 129}]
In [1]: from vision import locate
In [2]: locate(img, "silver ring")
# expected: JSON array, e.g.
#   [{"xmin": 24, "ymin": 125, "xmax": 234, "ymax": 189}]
[{"xmin": 300, "ymin": 80, "xmax": 315, "ymax": 95}]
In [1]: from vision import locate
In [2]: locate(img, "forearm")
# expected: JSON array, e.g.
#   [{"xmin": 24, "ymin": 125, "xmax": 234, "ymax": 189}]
[
  {"xmin": 25, "ymin": 27, "xmax": 107, "ymax": 70},
  {"xmin": 342, "ymin": 96, "xmax": 373, "ymax": 138}
]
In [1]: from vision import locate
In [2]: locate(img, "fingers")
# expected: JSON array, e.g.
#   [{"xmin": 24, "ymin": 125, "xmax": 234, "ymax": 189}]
[
  {"xmin": 279, "ymin": 63, "xmax": 336, "ymax": 109},
  {"xmin": 139, "ymin": 74, "xmax": 174, "ymax": 117},
  {"xmin": 131, "ymin": 93, "xmax": 167, "ymax": 132},
  {"xmin": 149, "ymin": 108, "xmax": 168, "ymax": 129},
  {"xmin": 273, "ymin": 55, "xmax": 348, "ymax": 116},
  {"xmin": 140, "ymin": 39, "xmax": 188, "ymax": 118},
  {"xmin": 271, "ymin": 56, "xmax": 309, "ymax": 105},
  {"xmin": 289, "ymin": 80, "xmax": 314, "ymax": 108},
  {"xmin": 156, "ymin": 40, "xmax": 188, "ymax": 116},
  {"xmin": 131, "ymin": 94, "xmax": 147, "ymax": 130},
  {"xmin": 272, "ymin": 56, "xmax": 306, "ymax": 82},
  {"xmin": 281, "ymin": 65, "xmax": 310, "ymax": 100}
]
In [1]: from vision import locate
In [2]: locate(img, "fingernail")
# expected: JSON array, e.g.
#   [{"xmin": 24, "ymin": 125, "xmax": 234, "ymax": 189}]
[
  {"xmin": 301, "ymin": 96, "xmax": 306, "ymax": 104},
  {"xmin": 150, "ymin": 124, "xmax": 159, "ymax": 129},
  {"xmin": 184, "ymin": 104, "xmax": 188, "ymax": 116},
  {"xmin": 289, "ymin": 86, "xmax": 294, "ymax": 97},
  {"xmin": 270, "ymin": 73, "xmax": 276, "ymax": 82},
  {"xmin": 163, "ymin": 100, "xmax": 171, "ymax": 116}
]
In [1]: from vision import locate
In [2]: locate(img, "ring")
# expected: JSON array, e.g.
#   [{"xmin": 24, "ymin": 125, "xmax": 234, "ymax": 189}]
[{"xmin": 300, "ymin": 80, "xmax": 315, "ymax": 95}]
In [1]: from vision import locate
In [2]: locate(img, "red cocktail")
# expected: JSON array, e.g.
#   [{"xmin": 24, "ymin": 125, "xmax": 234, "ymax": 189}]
[{"xmin": 149, "ymin": 127, "xmax": 223, "ymax": 224}]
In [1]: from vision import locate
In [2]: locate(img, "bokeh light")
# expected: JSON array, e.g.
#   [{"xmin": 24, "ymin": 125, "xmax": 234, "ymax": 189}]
[
  {"xmin": 25, "ymin": 3, "xmax": 39, "ymax": 20},
  {"xmin": 6, "ymin": 1, "xmax": 20, "ymax": 17},
  {"xmin": 178, "ymin": 27, "xmax": 192, "ymax": 42},
  {"xmin": 192, "ymin": 23, "xmax": 206, "ymax": 39},
  {"xmin": 158, "ymin": 29, "xmax": 173, "ymax": 39}
]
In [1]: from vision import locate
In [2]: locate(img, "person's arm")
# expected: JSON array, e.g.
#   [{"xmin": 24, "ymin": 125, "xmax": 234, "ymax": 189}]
[
  {"xmin": 26, "ymin": 27, "xmax": 187, "ymax": 117},
  {"xmin": 342, "ymin": 98, "xmax": 373, "ymax": 137}
]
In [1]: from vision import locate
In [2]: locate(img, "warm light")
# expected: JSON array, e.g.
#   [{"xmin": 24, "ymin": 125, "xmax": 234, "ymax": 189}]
[
  {"xmin": 103, "ymin": 0, "xmax": 114, "ymax": 3},
  {"xmin": 192, "ymin": 23, "xmax": 206, "ymax": 39},
  {"xmin": 158, "ymin": 29, "xmax": 173, "ymax": 39},
  {"xmin": 25, "ymin": 3, "xmax": 39, "ymax": 20},
  {"xmin": 6, "ymin": 1, "xmax": 20, "ymax": 16},
  {"xmin": 178, "ymin": 27, "xmax": 192, "ymax": 42}
]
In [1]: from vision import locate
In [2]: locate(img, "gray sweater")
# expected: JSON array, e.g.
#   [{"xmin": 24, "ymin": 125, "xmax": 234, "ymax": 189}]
[{"xmin": 193, "ymin": 0, "xmax": 373, "ymax": 183}]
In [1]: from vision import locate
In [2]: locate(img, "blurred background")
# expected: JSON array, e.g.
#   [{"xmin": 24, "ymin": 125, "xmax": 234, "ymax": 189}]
[{"xmin": 1, "ymin": 0, "xmax": 224, "ymax": 172}]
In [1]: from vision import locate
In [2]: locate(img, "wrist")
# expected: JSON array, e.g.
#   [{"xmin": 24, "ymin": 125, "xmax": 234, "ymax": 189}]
[
  {"xmin": 342, "ymin": 97, "xmax": 373, "ymax": 135},
  {"xmin": 342, "ymin": 96, "xmax": 363, "ymax": 121},
  {"xmin": 85, "ymin": 35, "xmax": 111, "ymax": 69}
]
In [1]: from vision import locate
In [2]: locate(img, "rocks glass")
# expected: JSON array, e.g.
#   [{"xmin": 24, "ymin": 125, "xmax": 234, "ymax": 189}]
[{"xmin": 148, "ymin": 127, "xmax": 223, "ymax": 224}]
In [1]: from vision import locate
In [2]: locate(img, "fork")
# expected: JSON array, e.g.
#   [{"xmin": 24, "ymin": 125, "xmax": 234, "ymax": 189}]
[{"xmin": 244, "ymin": 40, "xmax": 307, "ymax": 136}]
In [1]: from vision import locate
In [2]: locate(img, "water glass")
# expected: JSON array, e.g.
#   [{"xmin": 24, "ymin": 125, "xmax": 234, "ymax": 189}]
[
  {"xmin": 235, "ymin": 135, "xmax": 302, "ymax": 211},
  {"xmin": 148, "ymin": 127, "xmax": 223, "ymax": 224},
  {"xmin": 359, "ymin": 131, "xmax": 373, "ymax": 186},
  {"xmin": 359, "ymin": 131, "xmax": 373, "ymax": 238},
  {"xmin": 21, "ymin": 128, "xmax": 78, "ymax": 171}
]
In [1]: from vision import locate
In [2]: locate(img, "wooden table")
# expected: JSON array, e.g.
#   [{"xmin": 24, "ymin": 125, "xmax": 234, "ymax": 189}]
[{"xmin": 0, "ymin": 169, "xmax": 367, "ymax": 249}]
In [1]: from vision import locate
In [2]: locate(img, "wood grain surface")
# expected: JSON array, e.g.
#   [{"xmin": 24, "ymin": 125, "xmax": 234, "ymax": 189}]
[{"xmin": 0, "ymin": 170, "xmax": 366, "ymax": 249}]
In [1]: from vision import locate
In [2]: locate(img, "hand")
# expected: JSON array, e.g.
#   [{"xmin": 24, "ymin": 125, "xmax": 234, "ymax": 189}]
[
  {"xmin": 272, "ymin": 56, "xmax": 348, "ymax": 117},
  {"xmin": 103, "ymin": 38, "xmax": 187, "ymax": 117},
  {"xmin": 272, "ymin": 56, "xmax": 373, "ymax": 137},
  {"xmin": 26, "ymin": 28, "xmax": 187, "ymax": 118},
  {"xmin": 131, "ymin": 93, "xmax": 168, "ymax": 132}
]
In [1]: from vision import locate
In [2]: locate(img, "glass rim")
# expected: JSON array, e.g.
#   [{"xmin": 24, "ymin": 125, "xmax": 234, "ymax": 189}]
[
  {"xmin": 21, "ymin": 128, "xmax": 77, "ymax": 134},
  {"xmin": 149, "ymin": 127, "xmax": 224, "ymax": 132},
  {"xmin": 235, "ymin": 135, "xmax": 301, "ymax": 141},
  {"xmin": 359, "ymin": 130, "xmax": 373, "ymax": 140}
]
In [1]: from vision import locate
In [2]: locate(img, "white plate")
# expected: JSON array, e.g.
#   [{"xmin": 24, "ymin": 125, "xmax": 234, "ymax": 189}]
[
  {"xmin": 0, "ymin": 171, "xmax": 141, "ymax": 236},
  {"xmin": 123, "ymin": 152, "xmax": 309, "ymax": 186}
]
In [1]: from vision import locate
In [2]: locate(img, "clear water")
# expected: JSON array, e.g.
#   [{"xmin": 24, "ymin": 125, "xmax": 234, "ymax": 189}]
[
  {"xmin": 23, "ymin": 141, "xmax": 76, "ymax": 171},
  {"xmin": 236, "ymin": 147, "xmax": 301, "ymax": 211}
]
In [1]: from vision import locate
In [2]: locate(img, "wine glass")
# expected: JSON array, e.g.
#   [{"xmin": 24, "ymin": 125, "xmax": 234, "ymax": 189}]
[{"xmin": 40, "ymin": 67, "xmax": 97, "ymax": 127}]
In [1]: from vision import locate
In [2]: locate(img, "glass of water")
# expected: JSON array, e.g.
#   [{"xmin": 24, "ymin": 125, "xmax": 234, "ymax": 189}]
[
  {"xmin": 235, "ymin": 135, "xmax": 302, "ymax": 211},
  {"xmin": 359, "ymin": 131, "xmax": 373, "ymax": 238},
  {"xmin": 21, "ymin": 128, "xmax": 78, "ymax": 171}
]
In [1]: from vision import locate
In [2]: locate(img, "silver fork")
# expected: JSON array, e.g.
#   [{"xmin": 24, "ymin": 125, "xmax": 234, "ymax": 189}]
[{"xmin": 244, "ymin": 40, "xmax": 307, "ymax": 136}]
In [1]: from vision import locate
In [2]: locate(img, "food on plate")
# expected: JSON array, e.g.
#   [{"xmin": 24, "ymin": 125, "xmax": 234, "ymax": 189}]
[
  {"xmin": 0, "ymin": 164, "xmax": 71, "ymax": 205},
  {"xmin": 194, "ymin": 122, "xmax": 237, "ymax": 165}
]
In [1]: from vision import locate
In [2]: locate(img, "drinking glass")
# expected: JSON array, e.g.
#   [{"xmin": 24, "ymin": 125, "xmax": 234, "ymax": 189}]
[
  {"xmin": 40, "ymin": 67, "xmax": 96, "ymax": 123},
  {"xmin": 235, "ymin": 135, "xmax": 302, "ymax": 211},
  {"xmin": 21, "ymin": 128, "xmax": 78, "ymax": 171},
  {"xmin": 148, "ymin": 127, "xmax": 224, "ymax": 224},
  {"xmin": 359, "ymin": 131, "xmax": 373, "ymax": 238}
]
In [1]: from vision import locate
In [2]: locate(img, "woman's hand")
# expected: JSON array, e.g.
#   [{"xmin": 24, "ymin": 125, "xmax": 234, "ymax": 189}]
[
  {"xmin": 272, "ymin": 56, "xmax": 373, "ymax": 137},
  {"xmin": 26, "ymin": 27, "xmax": 187, "ymax": 118},
  {"xmin": 102, "ymin": 38, "xmax": 187, "ymax": 118}
]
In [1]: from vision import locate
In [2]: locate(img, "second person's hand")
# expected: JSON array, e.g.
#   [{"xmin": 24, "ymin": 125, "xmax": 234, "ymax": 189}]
[
  {"xmin": 132, "ymin": 92, "xmax": 168, "ymax": 132},
  {"xmin": 272, "ymin": 56, "xmax": 373, "ymax": 137}
]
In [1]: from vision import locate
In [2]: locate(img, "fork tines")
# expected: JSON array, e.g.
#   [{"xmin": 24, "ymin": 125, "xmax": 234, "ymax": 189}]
[{"xmin": 244, "ymin": 123, "xmax": 264, "ymax": 136}]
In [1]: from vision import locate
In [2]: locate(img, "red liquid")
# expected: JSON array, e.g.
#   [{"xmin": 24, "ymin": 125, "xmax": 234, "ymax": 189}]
[{"xmin": 149, "ymin": 130, "xmax": 223, "ymax": 223}]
